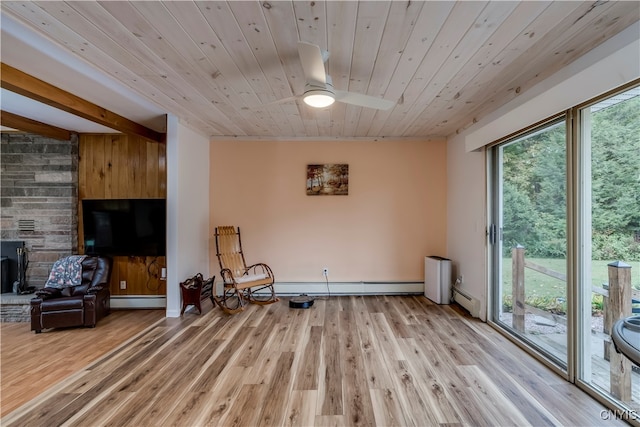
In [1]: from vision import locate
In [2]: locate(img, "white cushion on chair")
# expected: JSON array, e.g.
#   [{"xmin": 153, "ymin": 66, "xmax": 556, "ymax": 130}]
[{"xmin": 235, "ymin": 273, "xmax": 268, "ymax": 284}]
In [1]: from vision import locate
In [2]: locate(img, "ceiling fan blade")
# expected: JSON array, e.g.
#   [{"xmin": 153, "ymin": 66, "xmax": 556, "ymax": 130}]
[
  {"xmin": 298, "ymin": 41, "xmax": 327, "ymax": 86},
  {"xmin": 335, "ymin": 90, "xmax": 395, "ymax": 110}
]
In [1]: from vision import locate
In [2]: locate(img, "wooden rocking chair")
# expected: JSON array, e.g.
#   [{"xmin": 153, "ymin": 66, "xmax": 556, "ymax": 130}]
[{"xmin": 214, "ymin": 226, "xmax": 279, "ymax": 314}]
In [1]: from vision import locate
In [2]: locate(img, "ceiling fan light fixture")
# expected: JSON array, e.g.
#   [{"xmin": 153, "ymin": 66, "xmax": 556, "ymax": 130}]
[{"xmin": 303, "ymin": 89, "xmax": 335, "ymax": 108}]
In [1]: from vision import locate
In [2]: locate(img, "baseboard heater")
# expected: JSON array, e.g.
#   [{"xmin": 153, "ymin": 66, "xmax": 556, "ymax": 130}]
[
  {"xmin": 233, "ymin": 282, "xmax": 424, "ymax": 296},
  {"xmin": 452, "ymin": 286, "xmax": 480, "ymax": 318}
]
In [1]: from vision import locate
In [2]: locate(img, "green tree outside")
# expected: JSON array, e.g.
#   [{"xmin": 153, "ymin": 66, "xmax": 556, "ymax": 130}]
[{"xmin": 502, "ymin": 96, "xmax": 639, "ymax": 262}]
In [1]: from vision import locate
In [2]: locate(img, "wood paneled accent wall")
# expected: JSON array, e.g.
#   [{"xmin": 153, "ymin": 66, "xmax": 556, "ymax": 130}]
[{"xmin": 78, "ymin": 134, "xmax": 166, "ymax": 296}]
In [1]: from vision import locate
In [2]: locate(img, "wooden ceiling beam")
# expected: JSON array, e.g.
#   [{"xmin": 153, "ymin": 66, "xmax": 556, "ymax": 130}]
[
  {"xmin": 1, "ymin": 110, "xmax": 73, "ymax": 141},
  {"xmin": 0, "ymin": 63, "xmax": 164, "ymax": 142}
]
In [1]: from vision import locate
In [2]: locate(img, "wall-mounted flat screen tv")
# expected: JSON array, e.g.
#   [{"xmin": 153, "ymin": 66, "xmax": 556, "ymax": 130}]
[{"xmin": 82, "ymin": 199, "xmax": 166, "ymax": 257}]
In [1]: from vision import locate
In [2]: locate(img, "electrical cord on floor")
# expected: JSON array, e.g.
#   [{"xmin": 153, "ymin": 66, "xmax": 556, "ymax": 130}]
[
  {"xmin": 451, "ymin": 276, "xmax": 462, "ymax": 303},
  {"xmin": 326, "ymin": 275, "xmax": 331, "ymax": 299},
  {"xmin": 315, "ymin": 275, "xmax": 332, "ymax": 300}
]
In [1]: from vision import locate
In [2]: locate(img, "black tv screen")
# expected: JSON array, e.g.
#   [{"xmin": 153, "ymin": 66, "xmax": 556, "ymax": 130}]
[{"xmin": 82, "ymin": 199, "xmax": 166, "ymax": 257}]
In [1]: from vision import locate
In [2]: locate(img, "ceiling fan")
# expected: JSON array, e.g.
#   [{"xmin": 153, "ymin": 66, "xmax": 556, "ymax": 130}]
[{"xmin": 272, "ymin": 41, "xmax": 395, "ymax": 111}]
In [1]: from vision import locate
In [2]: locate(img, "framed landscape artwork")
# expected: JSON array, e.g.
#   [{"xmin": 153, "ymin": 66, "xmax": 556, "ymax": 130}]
[{"xmin": 306, "ymin": 164, "xmax": 349, "ymax": 196}]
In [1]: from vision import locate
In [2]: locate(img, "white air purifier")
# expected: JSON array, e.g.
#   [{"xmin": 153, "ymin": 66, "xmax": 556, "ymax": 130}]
[{"xmin": 424, "ymin": 256, "xmax": 452, "ymax": 304}]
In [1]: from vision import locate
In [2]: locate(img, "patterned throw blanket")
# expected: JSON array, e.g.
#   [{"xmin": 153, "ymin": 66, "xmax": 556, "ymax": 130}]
[{"xmin": 44, "ymin": 255, "xmax": 87, "ymax": 289}]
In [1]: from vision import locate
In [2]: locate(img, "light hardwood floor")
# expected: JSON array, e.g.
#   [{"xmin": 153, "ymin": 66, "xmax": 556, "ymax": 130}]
[
  {"xmin": 0, "ymin": 308, "xmax": 165, "ymax": 417},
  {"xmin": 0, "ymin": 296, "xmax": 625, "ymax": 426}
]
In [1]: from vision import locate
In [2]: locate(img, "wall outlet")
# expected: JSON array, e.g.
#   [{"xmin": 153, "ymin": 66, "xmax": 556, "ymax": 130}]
[
  {"xmin": 322, "ymin": 267, "xmax": 329, "ymax": 277},
  {"xmin": 120, "ymin": 280, "xmax": 127, "ymax": 290}
]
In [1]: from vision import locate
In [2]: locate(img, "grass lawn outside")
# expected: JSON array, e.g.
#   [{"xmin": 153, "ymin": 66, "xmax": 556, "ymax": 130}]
[{"xmin": 501, "ymin": 258, "xmax": 640, "ymax": 313}]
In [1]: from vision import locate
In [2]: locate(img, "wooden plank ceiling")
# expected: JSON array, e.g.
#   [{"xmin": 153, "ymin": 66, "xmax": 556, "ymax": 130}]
[{"xmin": 1, "ymin": 1, "xmax": 638, "ymax": 139}]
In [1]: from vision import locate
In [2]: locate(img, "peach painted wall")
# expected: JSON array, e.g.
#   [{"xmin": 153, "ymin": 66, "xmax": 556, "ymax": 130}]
[{"xmin": 209, "ymin": 139, "xmax": 447, "ymax": 283}]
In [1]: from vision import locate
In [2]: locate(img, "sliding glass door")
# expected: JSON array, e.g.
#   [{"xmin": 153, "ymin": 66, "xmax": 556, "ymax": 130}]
[
  {"xmin": 489, "ymin": 83, "xmax": 640, "ymax": 411},
  {"xmin": 577, "ymin": 87, "xmax": 640, "ymax": 408},
  {"xmin": 489, "ymin": 117, "xmax": 569, "ymax": 369}
]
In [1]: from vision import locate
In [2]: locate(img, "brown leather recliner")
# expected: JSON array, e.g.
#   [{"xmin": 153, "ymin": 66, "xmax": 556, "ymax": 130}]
[{"xmin": 30, "ymin": 256, "xmax": 111, "ymax": 333}]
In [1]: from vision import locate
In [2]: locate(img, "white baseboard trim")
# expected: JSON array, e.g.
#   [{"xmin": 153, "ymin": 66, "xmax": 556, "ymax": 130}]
[
  {"xmin": 110, "ymin": 283, "xmax": 424, "ymax": 310},
  {"xmin": 215, "ymin": 281, "xmax": 424, "ymax": 296},
  {"xmin": 110, "ymin": 295, "xmax": 166, "ymax": 309},
  {"xmin": 166, "ymin": 309, "xmax": 181, "ymax": 318}
]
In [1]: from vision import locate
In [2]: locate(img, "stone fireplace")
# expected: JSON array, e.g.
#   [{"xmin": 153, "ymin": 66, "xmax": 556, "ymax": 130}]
[{"xmin": 1, "ymin": 132, "xmax": 79, "ymax": 289}]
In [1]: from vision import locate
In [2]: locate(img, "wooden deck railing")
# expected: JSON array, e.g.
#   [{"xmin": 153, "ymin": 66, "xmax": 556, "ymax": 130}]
[
  {"xmin": 511, "ymin": 245, "xmax": 568, "ymax": 332},
  {"xmin": 511, "ymin": 245, "xmax": 635, "ymax": 400}
]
